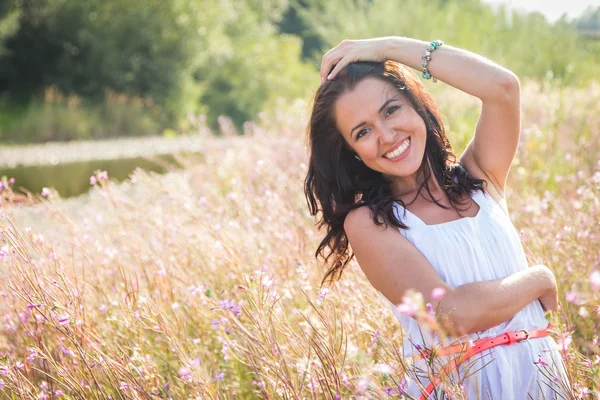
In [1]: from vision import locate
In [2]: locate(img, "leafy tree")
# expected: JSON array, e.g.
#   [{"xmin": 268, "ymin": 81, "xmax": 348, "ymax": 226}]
[{"xmin": 0, "ymin": 0, "xmax": 204, "ymax": 124}]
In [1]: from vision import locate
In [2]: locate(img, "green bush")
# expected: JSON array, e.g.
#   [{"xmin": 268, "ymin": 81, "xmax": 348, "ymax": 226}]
[{"xmin": 0, "ymin": 88, "xmax": 161, "ymax": 143}]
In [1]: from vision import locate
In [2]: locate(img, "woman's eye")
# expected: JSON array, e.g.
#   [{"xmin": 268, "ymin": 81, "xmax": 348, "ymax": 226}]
[
  {"xmin": 385, "ymin": 106, "xmax": 399, "ymax": 117},
  {"xmin": 356, "ymin": 129, "xmax": 369, "ymax": 140}
]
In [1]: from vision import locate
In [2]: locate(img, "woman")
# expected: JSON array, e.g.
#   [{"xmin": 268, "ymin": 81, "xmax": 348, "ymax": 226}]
[{"xmin": 304, "ymin": 36, "xmax": 571, "ymax": 398}]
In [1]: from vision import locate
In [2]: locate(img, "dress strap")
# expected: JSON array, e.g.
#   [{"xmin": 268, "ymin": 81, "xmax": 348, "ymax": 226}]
[{"xmin": 392, "ymin": 201, "xmax": 427, "ymax": 230}]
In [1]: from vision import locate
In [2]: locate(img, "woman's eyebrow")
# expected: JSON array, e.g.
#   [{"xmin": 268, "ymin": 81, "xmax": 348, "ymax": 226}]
[{"xmin": 350, "ymin": 98, "xmax": 400, "ymax": 138}]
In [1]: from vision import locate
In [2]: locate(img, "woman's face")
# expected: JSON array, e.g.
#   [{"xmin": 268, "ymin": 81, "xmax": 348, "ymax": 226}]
[{"xmin": 334, "ymin": 77, "xmax": 428, "ymax": 191}]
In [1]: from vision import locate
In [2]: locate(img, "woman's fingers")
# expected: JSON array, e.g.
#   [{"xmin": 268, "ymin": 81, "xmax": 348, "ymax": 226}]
[
  {"xmin": 320, "ymin": 49, "xmax": 345, "ymax": 83},
  {"xmin": 326, "ymin": 54, "xmax": 355, "ymax": 81}
]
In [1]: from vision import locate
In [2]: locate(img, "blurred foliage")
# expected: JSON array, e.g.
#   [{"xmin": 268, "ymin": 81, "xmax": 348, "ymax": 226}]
[
  {"xmin": 288, "ymin": 0, "xmax": 600, "ymax": 85},
  {"xmin": 0, "ymin": 0, "xmax": 598, "ymax": 143},
  {"xmin": 574, "ymin": 5, "xmax": 600, "ymax": 31}
]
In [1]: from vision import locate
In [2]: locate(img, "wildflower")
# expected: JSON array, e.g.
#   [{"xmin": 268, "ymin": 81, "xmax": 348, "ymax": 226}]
[
  {"xmin": 590, "ymin": 270, "xmax": 600, "ymax": 288},
  {"xmin": 27, "ymin": 348, "xmax": 38, "ymax": 362},
  {"xmin": 213, "ymin": 371, "xmax": 224, "ymax": 381},
  {"xmin": 119, "ymin": 382, "xmax": 128, "ymax": 391},
  {"xmin": 317, "ymin": 287, "xmax": 330, "ymax": 301},
  {"xmin": 565, "ymin": 292, "xmax": 577, "ymax": 303},
  {"xmin": 399, "ymin": 377, "xmax": 408, "ymax": 395},
  {"xmin": 55, "ymin": 390, "xmax": 63, "ymax": 397},
  {"xmin": 355, "ymin": 376, "xmax": 369, "ymax": 395},
  {"xmin": 557, "ymin": 334, "xmax": 572, "ymax": 352},
  {"xmin": 432, "ymin": 287, "xmax": 446, "ymax": 301},
  {"xmin": 0, "ymin": 379, "xmax": 4, "ymax": 389},
  {"xmin": 90, "ymin": 175, "xmax": 97, "ymax": 186},
  {"xmin": 262, "ymin": 276, "xmax": 274, "ymax": 287},
  {"xmin": 58, "ymin": 315, "xmax": 70, "ymax": 326},
  {"xmin": 397, "ymin": 295, "xmax": 418, "ymax": 316},
  {"xmin": 179, "ymin": 366, "xmax": 193, "ymax": 382},
  {"xmin": 219, "ymin": 298, "xmax": 241, "ymax": 317},
  {"xmin": 41, "ymin": 187, "xmax": 51, "ymax": 197},
  {"xmin": 97, "ymin": 171, "xmax": 108, "ymax": 181},
  {"xmin": 426, "ymin": 302, "xmax": 435, "ymax": 316},
  {"xmin": 534, "ymin": 356, "xmax": 549, "ymax": 367},
  {"xmin": 14, "ymin": 362, "xmax": 23, "ymax": 370},
  {"xmin": 373, "ymin": 363, "xmax": 394, "ymax": 374},
  {"xmin": 0, "ymin": 365, "xmax": 7, "ymax": 375}
]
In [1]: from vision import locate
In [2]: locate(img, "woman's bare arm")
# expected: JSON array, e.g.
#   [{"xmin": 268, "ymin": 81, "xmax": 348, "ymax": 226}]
[{"xmin": 345, "ymin": 206, "xmax": 555, "ymax": 337}]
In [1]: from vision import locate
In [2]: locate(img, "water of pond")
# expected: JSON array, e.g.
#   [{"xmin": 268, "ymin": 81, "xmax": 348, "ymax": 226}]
[{"xmin": 0, "ymin": 153, "xmax": 202, "ymax": 199}]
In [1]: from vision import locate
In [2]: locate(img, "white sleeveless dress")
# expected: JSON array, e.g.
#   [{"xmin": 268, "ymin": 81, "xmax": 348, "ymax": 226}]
[{"xmin": 382, "ymin": 188, "xmax": 571, "ymax": 399}]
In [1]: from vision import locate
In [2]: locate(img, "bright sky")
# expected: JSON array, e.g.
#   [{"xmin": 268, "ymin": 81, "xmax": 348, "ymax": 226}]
[{"xmin": 483, "ymin": 0, "xmax": 599, "ymax": 22}]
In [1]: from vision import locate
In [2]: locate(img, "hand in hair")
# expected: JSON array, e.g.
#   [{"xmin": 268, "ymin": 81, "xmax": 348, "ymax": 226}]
[{"xmin": 320, "ymin": 37, "xmax": 395, "ymax": 83}]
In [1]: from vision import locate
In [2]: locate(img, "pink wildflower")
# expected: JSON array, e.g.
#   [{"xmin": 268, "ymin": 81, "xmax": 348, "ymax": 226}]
[
  {"xmin": 8, "ymin": 178, "xmax": 14, "ymax": 185},
  {"xmin": 565, "ymin": 292, "xmax": 577, "ymax": 303},
  {"xmin": 97, "ymin": 171, "xmax": 108, "ymax": 181},
  {"xmin": 41, "ymin": 187, "xmax": 51, "ymax": 197},
  {"xmin": 397, "ymin": 296, "xmax": 418, "ymax": 316},
  {"xmin": 590, "ymin": 270, "xmax": 600, "ymax": 288},
  {"xmin": 534, "ymin": 356, "xmax": 549, "ymax": 367},
  {"xmin": 119, "ymin": 382, "xmax": 129, "ymax": 391},
  {"xmin": 426, "ymin": 302, "xmax": 435, "ymax": 316},
  {"xmin": 557, "ymin": 334, "xmax": 572, "ymax": 352},
  {"xmin": 214, "ymin": 371, "xmax": 224, "ymax": 381},
  {"xmin": 219, "ymin": 298, "xmax": 241, "ymax": 317},
  {"xmin": 432, "ymin": 287, "xmax": 446, "ymax": 300},
  {"xmin": 317, "ymin": 287, "xmax": 330, "ymax": 300},
  {"xmin": 179, "ymin": 366, "xmax": 193, "ymax": 382},
  {"xmin": 58, "ymin": 315, "xmax": 70, "ymax": 326},
  {"xmin": 89, "ymin": 175, "xmax": 97, "ymax": 186}
]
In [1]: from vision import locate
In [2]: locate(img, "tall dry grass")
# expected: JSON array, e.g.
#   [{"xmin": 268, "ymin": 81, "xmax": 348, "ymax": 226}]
[{"xmin": 0, "ymin": 81, "xmax": 598, "ymax": 399}]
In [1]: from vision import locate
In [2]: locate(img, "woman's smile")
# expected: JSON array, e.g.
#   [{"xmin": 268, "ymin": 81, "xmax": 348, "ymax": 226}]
[{"xmin": 383, "ymin": 137, "xmax": 411, "ymax": 160}]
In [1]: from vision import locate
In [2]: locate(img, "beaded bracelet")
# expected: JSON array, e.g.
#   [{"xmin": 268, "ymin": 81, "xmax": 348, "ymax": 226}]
[{"xmin": 421, "ymin": 40, "xmax": 443, "ymax": 83}]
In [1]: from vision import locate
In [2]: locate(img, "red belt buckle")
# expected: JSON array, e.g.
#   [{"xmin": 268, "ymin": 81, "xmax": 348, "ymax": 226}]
[{"xmin": 507, "ymin": 329, "xmax": 530, "ymax": 344}]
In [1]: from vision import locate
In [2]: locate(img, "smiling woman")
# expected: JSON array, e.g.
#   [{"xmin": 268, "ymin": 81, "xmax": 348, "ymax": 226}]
[{"xmin": 303, "ymin": 37, "xmax": 571, "ymax": 398}]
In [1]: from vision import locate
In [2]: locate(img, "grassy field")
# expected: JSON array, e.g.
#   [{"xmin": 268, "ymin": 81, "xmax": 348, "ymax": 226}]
[{"xmin": 0, "ymin": 82, "xmax": 598, "ymax": 399}]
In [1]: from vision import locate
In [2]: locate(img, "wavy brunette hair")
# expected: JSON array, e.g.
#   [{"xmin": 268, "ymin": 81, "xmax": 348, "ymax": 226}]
[{"xmin": 304, "ymin": 60, "xmax": 487, "ymax": 288}]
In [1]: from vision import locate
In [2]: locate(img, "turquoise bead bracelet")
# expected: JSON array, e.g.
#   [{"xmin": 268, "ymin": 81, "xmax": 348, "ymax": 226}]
[{"xmin": 422, "ymin": 40, "xmax": 443, "ymax": 83}]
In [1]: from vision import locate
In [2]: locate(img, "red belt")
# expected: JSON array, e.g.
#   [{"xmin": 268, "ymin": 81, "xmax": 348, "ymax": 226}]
[{"xmin": 413, "ymin": 323, "xmax": 552, "ymax": 399}]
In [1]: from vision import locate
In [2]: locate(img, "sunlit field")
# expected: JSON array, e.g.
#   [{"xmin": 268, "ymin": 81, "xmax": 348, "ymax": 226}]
[{"xmin": 0, "ymin": 80, "xmax": 598, "ymax": 399}]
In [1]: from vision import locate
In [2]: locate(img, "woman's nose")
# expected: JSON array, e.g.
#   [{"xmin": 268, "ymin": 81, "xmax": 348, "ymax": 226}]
[{"xmin": 379, "ymin": 125, "xmax": 397, "ymax": 143}]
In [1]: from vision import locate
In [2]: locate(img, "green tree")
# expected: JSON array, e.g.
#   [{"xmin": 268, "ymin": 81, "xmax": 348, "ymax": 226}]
[{"xmin": 0, "ymin": 0, "xmax": 204, "ymax": 124}]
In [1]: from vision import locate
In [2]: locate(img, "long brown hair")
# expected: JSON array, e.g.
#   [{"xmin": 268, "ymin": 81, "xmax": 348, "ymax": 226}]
[{"xmin": 304, "ymin": 60, "xmax": 486, "ymax": 288}]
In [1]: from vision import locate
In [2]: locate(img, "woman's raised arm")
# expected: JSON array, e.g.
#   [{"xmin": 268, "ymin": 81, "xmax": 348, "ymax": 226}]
[{"xmin": 344, "ymin": 206, "xmax": 556, "ymax": 337}]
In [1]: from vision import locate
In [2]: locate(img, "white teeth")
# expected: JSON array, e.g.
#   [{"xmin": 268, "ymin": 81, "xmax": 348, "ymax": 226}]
[{"xmin": 384, "ymin": 138, "xmax": 410, "ymax": 159}]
